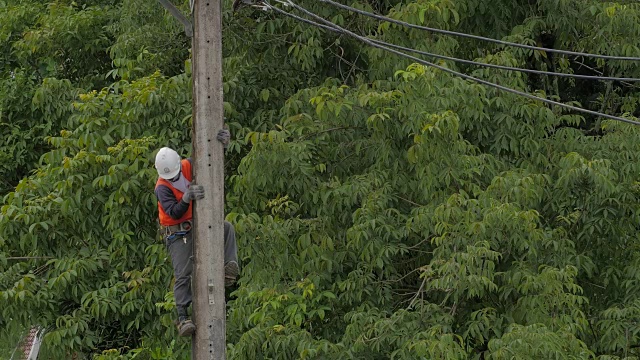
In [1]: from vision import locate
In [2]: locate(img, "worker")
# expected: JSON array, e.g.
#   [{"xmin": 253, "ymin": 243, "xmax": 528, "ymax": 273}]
[{"xmin": 154, "ymin": 129, "xmax": 239, "ymax": 337}]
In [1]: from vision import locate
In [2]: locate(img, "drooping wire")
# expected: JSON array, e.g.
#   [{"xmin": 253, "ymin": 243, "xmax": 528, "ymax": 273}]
[
  {"xmin": 268, "ymin": 4, "xmax": 640, "ymax": 82},
  {"xmin": 265, "ymin": 1, "xmax": 640, "ymax": 126},
  {"xmin": 377, "ymin": 41, "xmax": 640, "ymax": 82},
  {"xmin": 318, "ymin": 0, "xmax": 640, "ymax": 62}
]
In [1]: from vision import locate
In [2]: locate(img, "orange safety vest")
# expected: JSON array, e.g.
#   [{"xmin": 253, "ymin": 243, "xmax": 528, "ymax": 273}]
[{"xmin": 156, "ymin": 159, "xmax": 193, "ymax": 226}]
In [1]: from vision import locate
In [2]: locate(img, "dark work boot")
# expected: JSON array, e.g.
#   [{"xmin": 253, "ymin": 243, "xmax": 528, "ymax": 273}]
[
  {"xmin": 177, "ymin": 316, "xmax": 196, "ymax": 337},
  {"xmin": 176, "ymin": 306, "xmax": 195, "ymax": 337},
  {"xmin": 225, "ymin": 261, "xmax": 239, "ymax": 287}
]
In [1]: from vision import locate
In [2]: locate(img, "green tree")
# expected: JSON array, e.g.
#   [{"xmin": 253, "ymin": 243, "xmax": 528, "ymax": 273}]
[{"xmin": 2, "ymin": 0, "xmax": 640, "ymax": 359}]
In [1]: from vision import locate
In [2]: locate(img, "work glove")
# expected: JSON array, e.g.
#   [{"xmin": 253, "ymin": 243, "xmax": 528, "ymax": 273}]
[
  {"xmin": 217, "ymin": 129, "xmax": 231, "ymax": 149},
  {"xmin": 232, "ymin": 0, "xmax": 255, "ymax": 12},
  {"xmin": 182, "ymin": 184, "xmax": 205, "ymax": 203}
]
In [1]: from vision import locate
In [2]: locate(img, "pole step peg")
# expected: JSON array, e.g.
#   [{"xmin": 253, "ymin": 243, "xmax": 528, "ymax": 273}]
[{"xmin": 208, "ymin": 280, "xmax": 215, "ymax": 305}]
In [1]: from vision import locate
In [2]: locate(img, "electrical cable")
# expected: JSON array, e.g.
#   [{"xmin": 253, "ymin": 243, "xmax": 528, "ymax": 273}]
[
  {"xmin": 318, "ymin": 0, "xmax": 640, "ymax": 62},
  {"xmin": 266, "ymin": 1, "xmax": 640, "ymax": 126},
  {"xmin": 378, "ymin": 41, "xmax": 640, "ymax": 82},
  {"xmin": 271, "ymin": 4, "xmax": 640, "ymax": 82}
]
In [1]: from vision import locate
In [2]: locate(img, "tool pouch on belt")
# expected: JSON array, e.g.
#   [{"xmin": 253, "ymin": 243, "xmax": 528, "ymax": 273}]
[{"xmin": 159, "ymin": 220, "xmax": 192, "ymax": 238}]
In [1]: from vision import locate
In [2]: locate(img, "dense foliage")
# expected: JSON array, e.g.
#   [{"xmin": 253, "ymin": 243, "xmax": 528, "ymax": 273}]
[{"xmin": 1, "ymin": 0, "xmax": 640, "ymax": 358}]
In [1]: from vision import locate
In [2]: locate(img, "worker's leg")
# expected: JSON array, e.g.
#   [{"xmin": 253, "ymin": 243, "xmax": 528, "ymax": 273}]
[
  {"xmin": 224, "ymin": 221, "xmax": 238, "ymax": 264},
  {"xmin": 167, "ymin": 232, "xmax": 194, "ymax": 311},
  {"xmin": 167, "ymin": 231, "xmax": 195, "ymax": 336},
  {"xmin": 224, "ymin": 221, "xmax": 239, "ymax": 286}
]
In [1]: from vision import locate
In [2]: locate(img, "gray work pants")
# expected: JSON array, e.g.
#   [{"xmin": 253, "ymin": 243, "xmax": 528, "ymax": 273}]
[{"xmin": 166, "ymin": 221, "xmax": 238, "ymax": 308}]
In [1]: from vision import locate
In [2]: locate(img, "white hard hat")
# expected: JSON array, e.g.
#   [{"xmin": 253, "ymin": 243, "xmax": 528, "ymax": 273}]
[{"xmin": 155, "ymin": 147, "xmax": 181, "ymax": 179}]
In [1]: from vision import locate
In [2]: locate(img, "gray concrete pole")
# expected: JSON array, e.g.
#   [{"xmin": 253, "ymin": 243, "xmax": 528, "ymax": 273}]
[{"xmin": 191, "ymin": 0, "xmax": 226, "ymax": 358}]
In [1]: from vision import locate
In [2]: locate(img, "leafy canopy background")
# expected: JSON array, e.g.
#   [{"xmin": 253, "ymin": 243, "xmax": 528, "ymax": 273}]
[{"xmin": 1, "ymin": 0, "xmax": 640, "ymax": 358}]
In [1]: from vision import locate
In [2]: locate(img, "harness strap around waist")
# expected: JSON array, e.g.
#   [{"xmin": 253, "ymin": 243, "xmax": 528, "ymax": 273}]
[{"xmin": 160, "ymin": 220, "xmax": 192, "ymax": 236}]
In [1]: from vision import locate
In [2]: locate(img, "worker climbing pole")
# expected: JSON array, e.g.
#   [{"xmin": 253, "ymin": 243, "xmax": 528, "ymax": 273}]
[{"xmin": 155, "ymin": 0, "xmax": 228, "ymax": 359}]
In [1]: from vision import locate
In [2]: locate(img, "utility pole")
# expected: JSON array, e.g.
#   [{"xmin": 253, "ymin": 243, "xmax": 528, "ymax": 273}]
[{"xmin": 191, "ymin": 0, "xmax": 226, "ymax": 358}]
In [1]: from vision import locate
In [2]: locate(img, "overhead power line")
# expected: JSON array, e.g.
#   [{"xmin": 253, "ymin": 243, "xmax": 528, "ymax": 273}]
[
  {"xmin": 318, "ymin": 0, "xmax": 640, "ymax": 62},
  {"xmin": 271, "ymin": 4, "xmax": 640, "ymax": 82},
  {"xmin": 266, "ymin": 0, "xmax": 640, "ymax": 126},
  {"xmin": 378, "ymin": 41, "xmax": 640, "ymax": 82}
]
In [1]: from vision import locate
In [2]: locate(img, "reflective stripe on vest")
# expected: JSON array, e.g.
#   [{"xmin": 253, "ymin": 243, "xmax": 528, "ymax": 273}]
[{"xmin": 156, "ymin": 159, "xmax": 193, "ymax": 226}]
